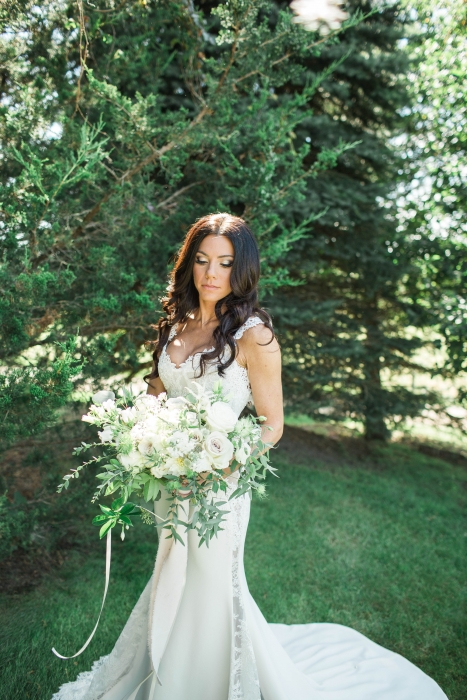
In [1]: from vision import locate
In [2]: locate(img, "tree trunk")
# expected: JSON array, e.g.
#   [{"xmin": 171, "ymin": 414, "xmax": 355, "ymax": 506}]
[{"xmin": 362, "ymin": 302, "xmax": 389, "ymax": 441}]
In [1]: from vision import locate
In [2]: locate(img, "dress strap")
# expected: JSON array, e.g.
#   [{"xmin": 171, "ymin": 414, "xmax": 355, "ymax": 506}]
[
  {"xmin": 233, "ymin": 316, "xmax": 264, "ymax": 340},
  {"xmin": 167, "ymin": 324, "xmax": 178, "ymax": 343}
]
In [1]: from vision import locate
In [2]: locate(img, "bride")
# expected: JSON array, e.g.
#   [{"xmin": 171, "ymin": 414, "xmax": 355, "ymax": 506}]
[{"xmin": 52, "ymin": 213, "xmax": 447, "ymax": 700}]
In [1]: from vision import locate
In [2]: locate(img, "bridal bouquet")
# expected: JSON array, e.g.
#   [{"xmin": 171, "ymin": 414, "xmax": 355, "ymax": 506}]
[{"xmin": 58, "ymin": 382, "xmax": 275, "ymax": 546}]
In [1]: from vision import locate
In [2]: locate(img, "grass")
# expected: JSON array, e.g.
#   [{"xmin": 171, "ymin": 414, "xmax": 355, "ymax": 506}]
[{"xmin": 1, "ymin": 426, "xmax": 466, "ymax": 699}]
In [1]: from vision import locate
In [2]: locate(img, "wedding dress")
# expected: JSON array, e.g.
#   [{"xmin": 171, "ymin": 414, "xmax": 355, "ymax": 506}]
[{"xmin": 52, "ymin": 316, "xmax": 448, "ymax": 700}]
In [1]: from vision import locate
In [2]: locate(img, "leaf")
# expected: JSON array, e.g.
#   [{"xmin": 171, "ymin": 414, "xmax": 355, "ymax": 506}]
[
  {"xmin": 95, "ymin": 473, "xmax": 111, "ymax": 480},
  {"xmin": 120, "ymin": 502, "xmax": 137, "ymax": 515},
  {"xmin": 118, "ymin": 514, "xmax": 133, "ymax": 526},
  {"xmin": 111, "ymin": 496, "xmax": 126, "ymax": 511},
  {"xmin": 99, "ymin": 504, "xmax": 114, "ymax": 515},
  {"xmin": 92, "ymin": 514, "xmax": 108, "ymax": 524},
  {"xmin": 99, "ymin": 519, "xmax": 115, "ymax": 538}
]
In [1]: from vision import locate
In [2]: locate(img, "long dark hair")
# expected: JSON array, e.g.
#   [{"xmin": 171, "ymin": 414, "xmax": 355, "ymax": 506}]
[{"xmin": 145, "ymin": 213, "xmax": 274, "ymax": 382}]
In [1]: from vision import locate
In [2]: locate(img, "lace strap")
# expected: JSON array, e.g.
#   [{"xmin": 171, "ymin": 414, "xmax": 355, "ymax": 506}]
[
  {"xmin": 167, "ymin": 324, "xmax": 178, "ymax": 342},
  {"xmin": 233, "ymin": 316, "xmax": 264, "ymax": 340}
]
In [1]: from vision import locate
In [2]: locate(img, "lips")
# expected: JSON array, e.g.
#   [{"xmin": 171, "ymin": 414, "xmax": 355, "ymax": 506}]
[{"xmin": 202, "ymin": 284, "xmax": 220, "ymax": 290}]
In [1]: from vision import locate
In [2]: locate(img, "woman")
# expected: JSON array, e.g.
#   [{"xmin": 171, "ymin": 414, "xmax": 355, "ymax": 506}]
[{"xmin": 53, "ymin": 214, "xmax": 447, "ymax": 700}]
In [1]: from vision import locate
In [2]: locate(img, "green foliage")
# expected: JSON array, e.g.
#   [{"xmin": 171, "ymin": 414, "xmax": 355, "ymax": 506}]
[
  {"xmin": 0, "ymin": 0, "xmax": 362, "ymax": 444},
  {"xmin": 0, "ymin": 493, "xmax": 29, "ymax": 560},
  {"xmin": 0, "ymin": 339, "xmax": 83, "ymax": 448},
  {"xmin": 400, "ymin": 1, "xmax": 467, "ymax": 384}
]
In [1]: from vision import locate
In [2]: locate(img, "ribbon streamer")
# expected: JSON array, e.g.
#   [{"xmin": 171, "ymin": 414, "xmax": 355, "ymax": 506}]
[{"xmin": 52, "ymin": 529, "xmax": 112, "ymax": 659}]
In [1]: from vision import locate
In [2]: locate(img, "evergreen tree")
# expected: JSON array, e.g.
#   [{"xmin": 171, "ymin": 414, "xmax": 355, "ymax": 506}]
[
  {"xmin": 270, "ymin": 0, "xmax": 431, "ymax": 439},
  {"xmin": 0, "ymin": 0, "xmax": 360, "ymax": 448}
]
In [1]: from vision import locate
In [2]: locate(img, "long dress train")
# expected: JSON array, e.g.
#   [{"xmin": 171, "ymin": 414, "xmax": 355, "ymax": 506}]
[{"xmin": 52, "ymin": 317, "xmax": 448, "ymax": 700}]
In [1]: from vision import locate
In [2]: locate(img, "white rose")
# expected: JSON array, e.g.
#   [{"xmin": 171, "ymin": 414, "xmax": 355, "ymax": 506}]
[
  {"xmin": 92, "ymin": 390, "xmax": 116, "ymax": 405},
  {"xmin": 98, "ymin": 426, "xmax": 113, "ymax": 443},
  {"xmin": 138, "ymin": 433, "xmax": 160, "ymax": 456},
  {"xmin": 235, "ymin": 440, "xmax": 250, "ymax": 465},
  {"xmin": 205, "ymin": 402, "xmax": 237, "ymax": 434},
  {"xmin": 118, "ymin": 450, "xmax": 143, "ymax": 470},
  {"xmin": 205, "ymin": 431, "xmax": 234, "ymax": 469}
]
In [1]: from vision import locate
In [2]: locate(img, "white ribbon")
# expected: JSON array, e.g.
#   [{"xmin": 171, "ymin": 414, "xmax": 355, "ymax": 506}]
[{"xmin": 52, "ymin": 529, "xmax": 112, "ymax": 659}]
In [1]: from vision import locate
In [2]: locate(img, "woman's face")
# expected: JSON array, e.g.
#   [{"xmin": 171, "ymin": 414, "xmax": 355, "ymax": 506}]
[{"xmin": 193, "ymin": 234, "xmax": 234, "ymax": 304}]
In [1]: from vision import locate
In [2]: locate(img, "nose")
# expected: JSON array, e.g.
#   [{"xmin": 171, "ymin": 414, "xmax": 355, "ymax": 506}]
[{"xmin": 205, "ymin": 261, "xmax": 217, "ymax": 279}]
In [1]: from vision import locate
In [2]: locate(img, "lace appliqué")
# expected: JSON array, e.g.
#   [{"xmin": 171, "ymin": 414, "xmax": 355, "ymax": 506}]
[
  {"xmin": 51, "ymin": 656, "xmax": 109, "ymax": 700},
  {"xmin": 158, "ymin": 316, "xmax": 265, "ymax": 417},
  {"xmin": 233, "ymin": 316, "xmax": 264, "ymax": 340}
]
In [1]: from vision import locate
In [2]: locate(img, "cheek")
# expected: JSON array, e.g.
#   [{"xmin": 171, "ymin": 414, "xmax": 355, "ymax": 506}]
[
  {"xmin": 221, "ymin": 267, "xmax": 233, "ymax": 292},
  {"xmin": 193, "ymin": 264, "xmax": 203, "ymax": 288}
]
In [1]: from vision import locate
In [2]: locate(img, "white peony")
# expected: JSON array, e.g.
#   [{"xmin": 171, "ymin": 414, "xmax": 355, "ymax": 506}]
[
  {"xmin": 98, "ymin": 426, "xmax": 113, "ymax": 443},
  {"xmin": 205, "ymin": 431, "xmax": 234, "ymax": 469},
  {"xmin": 235, "ymin": 440, "xmax": 250, "ymax": 465},
  {"xmin": 138, "ymin": 433, "xmax": 160, "ymax": 456},
  {"xmin": 290, "ymin": 0, "xmax": 348, "ymax": 35},
  {"xmin": 92, "ymin": 390, "xmax": 116, "ymax": 405},
  {"xmin": 118, "ymin": 450, "xmax": 143, "ymax": 470},
  {"xmin": 205, "ymin": 402, "xmax": 237, "ymax": 434}
]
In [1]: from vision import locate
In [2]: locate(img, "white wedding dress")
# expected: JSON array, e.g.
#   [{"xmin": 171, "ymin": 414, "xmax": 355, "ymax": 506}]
[{"xmin": 52, "ymin": 317, "xmax": 448, "ymax": 700}]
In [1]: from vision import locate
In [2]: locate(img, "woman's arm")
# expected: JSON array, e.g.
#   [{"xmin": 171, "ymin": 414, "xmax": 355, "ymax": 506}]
[
  {"xmin": 238, "ymin": 323, "xmax": 284, "ymax": 447},
  {"xmin": 146, "ymin": 361, "xmax": 166, "ymax": 397}
]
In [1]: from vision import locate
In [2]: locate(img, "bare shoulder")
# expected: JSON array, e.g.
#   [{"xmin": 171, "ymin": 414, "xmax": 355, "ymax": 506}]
[{"xmin": 236, "ymin": 321, "xmax": 280, "ymax": 366}]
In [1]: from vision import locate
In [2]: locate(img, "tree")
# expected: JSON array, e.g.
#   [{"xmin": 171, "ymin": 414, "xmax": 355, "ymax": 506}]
[
  {"xmin": 269, "ymin": 0, "xmax": 435, "ymax": 439},
  {"xmin": 0, "ymin": 0, "xmax": 361, "ymax": 448}
]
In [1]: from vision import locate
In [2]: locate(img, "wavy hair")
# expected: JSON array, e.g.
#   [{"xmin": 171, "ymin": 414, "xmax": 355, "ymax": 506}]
[{"xmin": 145, "ymin": 213, "xmax": 274, "ymax": 382}]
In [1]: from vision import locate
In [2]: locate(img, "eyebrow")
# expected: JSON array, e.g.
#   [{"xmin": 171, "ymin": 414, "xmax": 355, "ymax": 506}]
[{"xmin": 197, "ymin": 250, "xmax": 234, "ymax": 258}]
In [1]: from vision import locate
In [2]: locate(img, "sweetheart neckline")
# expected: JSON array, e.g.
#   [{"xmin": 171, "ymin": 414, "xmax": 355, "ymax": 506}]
[
  {"xmin": 162, "ymin": 344, "xmax": 215, "ymax": 370},
  {"xmin": 161, "ymin": 344, "xmax": 248, "ymax": 374}
]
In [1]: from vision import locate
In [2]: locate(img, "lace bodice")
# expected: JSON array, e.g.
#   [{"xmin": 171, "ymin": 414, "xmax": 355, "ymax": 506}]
[{"xmin": 158, "ymin": 316, "xmax": 264, "ymax": 417}]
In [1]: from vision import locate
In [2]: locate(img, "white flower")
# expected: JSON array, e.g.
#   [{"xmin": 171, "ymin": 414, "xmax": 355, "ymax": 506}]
[
  {"xmin": 205, "ymin": 402, "xmax": 237, "ymax": 434},
  {"xmin": 165, "ymin": 456, "xmax": 186, "ymax": 476},
  {"xmin": 193, "ymin": 451, "xmax": 213, "ymax": 473},
  {"xmin": 166, "ymin": 397, "xmax": 187, "ymax": 410},
  {"xmin": 82, "ymin": 413, "xmax": 96, "ymax": 424},
  {"xmin": 150, "ymin": 464, "xmax": 171, "ymax": 478},
  {"xmin": 172, "ymin": 430, "xmax": 195, "ymax": 455},
  {"xmin": 290, "ymin": 0, "xmax": 348, "ymax": 35},
  {"xmin": 138, "ymin": 433, "xmax": 160, "ymax": 456},
  {"xmin": 92, "ymin": 390, "xmax": 116, "ymax": 405},
  {"xmin": 205, "ymin": 431, "xmax": 234, "ymax": 469},
  {"xmin": 235, "ymin": 440, "xmax": 250, "ymax": 465},
  {"xmin": 189, "ymin": 428, "xmax": 204, "ymax": 443},
  {"xmin": 159, "ymin": 408, "xmax": 182, "ymax": 425},
  {"xmin": 98, "ymin": 426, "xmax": 113, "ymax": 443},
  {"xmin": 102, "ymin": 399, "xmax": 116, "ymax": 412},
  {"xmin": 118, "ymin": 450, "xmax": 143, "ymax": 470},
  {"xmin": 120, "ymin": 407, "xmax": 137, "ymax": 424},
  {"xmin": 130, "ymin": 424, "xmax": 145, "ymax": 442},
  {"xmin": 185, "ymin": 411, "xmax": 198, "ymax": 425}
]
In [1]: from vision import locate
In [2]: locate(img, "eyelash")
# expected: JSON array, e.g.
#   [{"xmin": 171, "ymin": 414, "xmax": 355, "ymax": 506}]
[{"xmin": 195, "ymin": 258, "xmax": 233, "ymax": 268}]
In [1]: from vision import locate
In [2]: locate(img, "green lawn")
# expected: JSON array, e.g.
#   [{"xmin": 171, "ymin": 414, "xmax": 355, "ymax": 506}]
[{"xmin": 1, "ymin": 427, "xmax": 465, "ymax": 699}]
